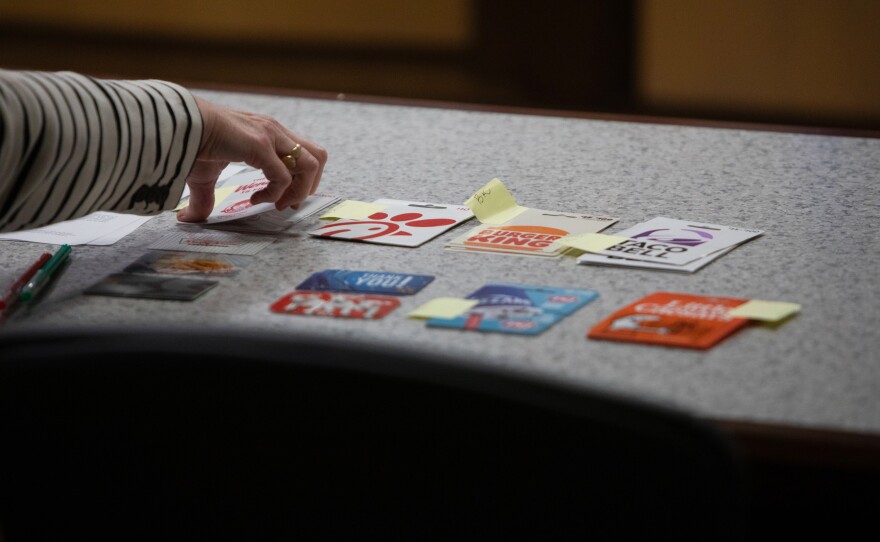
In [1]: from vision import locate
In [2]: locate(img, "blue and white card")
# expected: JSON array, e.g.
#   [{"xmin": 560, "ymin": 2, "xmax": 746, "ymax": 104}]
[
  {"xmin": 296, "ymin": 269, "xmax": 434, "ymax": 296},
  {"xmin": 427, "ymin": 283, "xmax": 598, "ymax": 335}
]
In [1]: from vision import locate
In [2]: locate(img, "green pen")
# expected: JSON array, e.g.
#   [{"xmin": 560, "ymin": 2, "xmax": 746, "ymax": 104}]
[{"xmin": 19, "ymin": 244, "xmax": 72, "ymax": 301}]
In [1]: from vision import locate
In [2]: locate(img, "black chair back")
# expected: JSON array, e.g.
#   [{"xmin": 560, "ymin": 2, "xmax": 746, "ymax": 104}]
[{"xmin": 0, "ymin": 327, "xmax": 745, "ymax": 541}]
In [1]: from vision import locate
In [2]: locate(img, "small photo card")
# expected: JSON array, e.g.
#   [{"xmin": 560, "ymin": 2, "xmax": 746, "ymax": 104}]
[
  {"xmin": 124, "ymin": 252, "xmax": 253, "ymax": 277},
  {"xmin": 84, "ymin": 273, "xmax": 218, "ymax": 301}
]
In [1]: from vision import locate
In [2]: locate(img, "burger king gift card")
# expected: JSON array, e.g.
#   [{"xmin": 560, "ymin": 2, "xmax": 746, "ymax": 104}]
[
  {"xmin": 446, "ymin": 208, "xmax": 618, "ymax": 258},
  {"xmin": 587, "ymin": 292, "xmax": 750, "ymax": 349}
]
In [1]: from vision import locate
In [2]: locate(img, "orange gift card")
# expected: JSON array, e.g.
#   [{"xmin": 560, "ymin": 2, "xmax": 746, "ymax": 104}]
[{"xmin": 588, "ymin": 292, "xmax": 749, "ymax": 349}]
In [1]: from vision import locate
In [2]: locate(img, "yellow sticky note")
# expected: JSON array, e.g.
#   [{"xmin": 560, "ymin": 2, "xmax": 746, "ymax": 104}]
[
  {"xmin": 408, "ymin": 298, "xmax": 478, "ymax": 320},
  {"xmin": 320, "ymin": 200, "xmax": 386, "ymax": 220},
  {"xmin": 556, "ymin": 233, "xmax": 629, "ymax": 253},
  {"xmin": 174, "ymin": 186, "xmax": 237, "ymax": 211},
  {"xmin": 463, "ymin": 178, "xmax": 528, "ymax": 224},
  {"xmin": 727, "ymin": 300, "xmax": 801, "ymax": 322}
]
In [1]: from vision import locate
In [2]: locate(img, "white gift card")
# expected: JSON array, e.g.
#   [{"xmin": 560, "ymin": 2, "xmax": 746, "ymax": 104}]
[
  {"xmin": 577, "ymin": 245, "xmax": 736, "ymax": 273},
  {"xmin": 308, "ymin": 199, "xmax": 473, "ymax": 247},
  {"xmin": 204, "ymin": 170, "xmax": 278, "ymax": 224},
  {"xmin": 149, "ymin": 231, "xmax": 275, "ymax": 255},
  {"xmin": 207, "ymin": 193, "xmax": 342, "ymax": 233},
  {"xmin": 584, "ymin": 217, "xmax": 762, "ymax": 266}
]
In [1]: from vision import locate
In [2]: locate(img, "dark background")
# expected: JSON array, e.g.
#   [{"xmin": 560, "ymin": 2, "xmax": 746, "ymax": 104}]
[{"xmin": 2, "ymin": 0, "xmax": 878, "ymax": 130}]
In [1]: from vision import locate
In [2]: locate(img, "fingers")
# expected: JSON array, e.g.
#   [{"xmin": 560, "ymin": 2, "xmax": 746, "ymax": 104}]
[
  {"xmin": 178, "ymin": 160, "xmax": 226, "ymax": 223},
  {"xmin": 248, "ymin": 143, "xmax": 293, "ymax": 207},
  {"xmin": 287, "ymin": 134, "xmax": 328, "ymax": 196},
  {"xmin": 252, "ymin": 134, "xmax": 328, "ymax": 211},
  {"xmin": 192, "ymin": 97, "xmax": 328, "ymax": 212}
]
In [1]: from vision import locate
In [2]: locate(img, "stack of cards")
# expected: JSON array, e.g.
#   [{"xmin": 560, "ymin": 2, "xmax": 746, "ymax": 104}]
[
  {"xmin": 446, "ymin": 208, "xmax": 618, "ymax": 258},
  {"xmin": 182, "ymin": 169, "xmax": 342, "ymax": 233},
  {"xmin": 588, "ymin": 292, "xmax": 750, "ymax": 349},
  {"xmin": 206, "ymin": 193, "xmax": 342, "ymax": 233},
  {"xmin": 576, "ymin": 217, "xmax": 763, "ymax": 273},
  {"xmin": 427, "ymin": 283, "xmax": 598, "ymax": 335},
  {"xmin": 84, "ymin": 222, "xmax": 274, "ymax": 302},
  {"xmin": 308, "ymin": 199, "xmax": 473, "ymax": 247},
  {"xmin": 270, "ymin": 269, "xmax": 435, "ymax": 320}
]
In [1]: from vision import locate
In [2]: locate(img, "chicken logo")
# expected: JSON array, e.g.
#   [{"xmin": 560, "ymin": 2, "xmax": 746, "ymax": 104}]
[{"xmin": 313, "ymin": 211, "xmax": 457, "ymax": 240}]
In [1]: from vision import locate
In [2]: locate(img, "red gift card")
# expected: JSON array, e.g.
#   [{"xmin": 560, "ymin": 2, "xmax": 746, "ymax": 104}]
[
  {"xmin": 588, "ymin": 292, "xmax": 749, "ymax": 349},
  {"xmin": 270, "ymin": 291, "xmax": 400, "ymax": 319}
]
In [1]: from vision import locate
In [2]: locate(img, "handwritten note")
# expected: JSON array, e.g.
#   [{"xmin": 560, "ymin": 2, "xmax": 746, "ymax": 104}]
[
  {"xmin": 320, "ymin": 200, "xmax": 387, "ymax": 220},
  {"xmin": 463, "ymin": 178, "xmax": 528, "ymax": 224},
  {"xmin": 408, "ymin": 298, "xmax": 478, "ymax": 319},
  {"xmin": 727, "ymin": 300, "xmax": 801, "ymax": 322}
]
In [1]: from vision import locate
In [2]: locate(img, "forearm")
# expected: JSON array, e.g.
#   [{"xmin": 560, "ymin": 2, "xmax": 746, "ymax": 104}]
[{"xmin": 0, "ymin": 70, "xmax": 202, "ymax": 233}]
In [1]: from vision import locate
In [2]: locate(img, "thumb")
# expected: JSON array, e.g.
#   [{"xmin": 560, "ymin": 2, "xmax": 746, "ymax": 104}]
[{"xmin": 178, "ymin": 161, "xmax": 225, "ymax": 222}]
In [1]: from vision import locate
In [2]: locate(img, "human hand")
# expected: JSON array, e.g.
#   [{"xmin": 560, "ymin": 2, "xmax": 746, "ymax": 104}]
[{"xmin": 177, "ymin": 97, "xmax": 328, "ymax": 223}]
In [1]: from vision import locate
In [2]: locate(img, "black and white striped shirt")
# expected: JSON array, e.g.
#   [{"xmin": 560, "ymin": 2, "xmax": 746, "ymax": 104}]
[{"xmin": 0, "ymin": 70, "xmax": 202, "ymax": 233}]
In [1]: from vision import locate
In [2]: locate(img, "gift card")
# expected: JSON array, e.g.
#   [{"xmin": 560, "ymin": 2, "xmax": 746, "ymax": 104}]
[
  {"xmin": 296, "ymin": 270, "xmax": 434, "ymax": 295},
  {"xmin": 84, "ymin": 273, "xmax": 218, "ymax": 301},
  {"xmin": 150, "ymin": 231, "xmax": 275, "ymax": 255},
  {"xmin": 447, "ymin": 208, "xmax": 617, "ymax": 258},
  {"xmin": 308, "ymin": 199, "xmax": 473, "ymax": 247},
  {"xmin": 207, "ymin": 193, "xmax": 343, "ymax": 233},
  {"xmin": 579, "ymin": 217, "xmax": 762, "ymax": 267},
  {"xmin": 576, "ymin": 246, "xmax": 736, "ymax": 273},
  {"xmin": 587, "ymin": 292, "xmax": 750, "ymax": 349},
  {"xmin": 204, "ymin": 170, "xmax": 279, "ymax": 223},
  {"xmin": 427, "ymin": 284, "xmax": 598, "ymax": 335},
  {"xmin": 124, "ymin": 252, "xmax": 253, "ymax": 277},
  {"xmin": 270, "ymin": 291, "xmax": 400, "ymax": 319}
]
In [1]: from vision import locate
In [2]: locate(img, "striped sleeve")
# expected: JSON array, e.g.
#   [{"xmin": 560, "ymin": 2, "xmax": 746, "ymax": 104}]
[{"xmin": 0, "ymin": 70, "xmax": 203, "ymax": 233}]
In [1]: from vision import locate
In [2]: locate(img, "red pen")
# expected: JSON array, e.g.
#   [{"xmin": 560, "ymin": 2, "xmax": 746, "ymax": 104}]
[{"xmin": 0, "ymin": 252, "xmax": 52, "ymax": 311}]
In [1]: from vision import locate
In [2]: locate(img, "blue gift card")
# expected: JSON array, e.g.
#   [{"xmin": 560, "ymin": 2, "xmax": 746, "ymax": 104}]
[
  {"xmin": 427, "ymin": 283, "xmax": 598, "ymax": 335},
  {"xmin": 296, "ymin": 269, "xmax": 434, "ymax": 296}
]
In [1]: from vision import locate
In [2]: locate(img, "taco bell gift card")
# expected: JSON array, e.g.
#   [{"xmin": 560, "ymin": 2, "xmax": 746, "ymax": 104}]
[
  {"xmin": 427, "ymin": 284, "xmax": 598, "ymax": 335},
  {"xmin": 270, "ymin": 291, "xmax": 400, "ymax": 319},
  {"xmin": 296, "ymin": 270, "xmax": 434, "ymax": 295},
  {"xmin": 578, "ymin": 217, "xmax": 762, "ymax": 268},
  {"xmin": 308, "ymin": 199, "xmax": 473, "ymax": 247},
  {"xmin": 587, "ymin": 292, "xmax": 750, "ymax": 349}
]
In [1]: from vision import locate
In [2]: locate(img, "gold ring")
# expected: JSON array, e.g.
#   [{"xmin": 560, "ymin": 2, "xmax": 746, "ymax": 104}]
[{"xmin": 281, "ymin": 144, "xmax": 302, "ymax": 170}]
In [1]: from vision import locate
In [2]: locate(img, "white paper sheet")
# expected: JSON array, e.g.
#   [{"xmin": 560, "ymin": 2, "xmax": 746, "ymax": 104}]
[{"xmin": 0, "ymin": 212, "xmax": 155, "ymax": 246}]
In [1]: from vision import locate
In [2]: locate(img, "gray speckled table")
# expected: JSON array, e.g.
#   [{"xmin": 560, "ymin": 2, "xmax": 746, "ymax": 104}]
[{"xmin": 2, "ymin": 89, "xmax": 879, "ymax": 444}]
